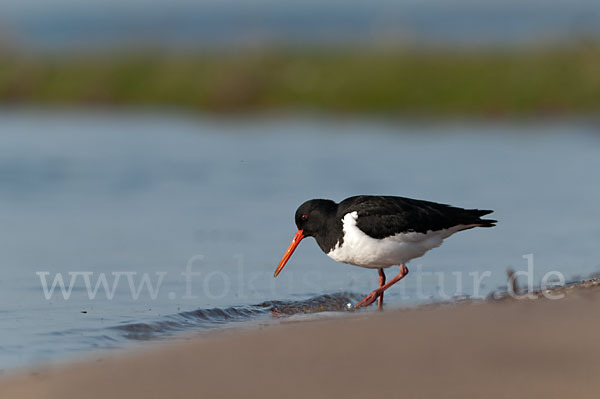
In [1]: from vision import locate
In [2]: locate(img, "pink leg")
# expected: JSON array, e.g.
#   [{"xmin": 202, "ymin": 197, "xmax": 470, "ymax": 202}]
[
  {"xmin": 355, "ymin": 264, "xmax": 409, "ymax": 309},
  {"xmin": 377, "ymin": 268, "xmax": 386, "ymax": 311}
]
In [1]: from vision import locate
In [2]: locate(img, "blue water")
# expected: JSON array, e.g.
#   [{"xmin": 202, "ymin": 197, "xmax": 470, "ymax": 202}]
[
  {"xmin": 2, "ymin": 0, "xmax": 600, "ymax": 49},
  {"xmin": 0, "ymin": 110, "xmax": 599, "ymax": 370}
]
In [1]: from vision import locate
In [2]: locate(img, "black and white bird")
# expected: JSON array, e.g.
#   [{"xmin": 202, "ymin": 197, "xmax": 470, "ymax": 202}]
[{"xmin": 273, "ymin": 195, "xmax": 496, "ymax": 310}]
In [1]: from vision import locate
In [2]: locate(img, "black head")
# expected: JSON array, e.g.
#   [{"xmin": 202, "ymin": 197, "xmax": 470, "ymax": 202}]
[
  {"xmin": 273, "ymin": 198, "xmax": 338, "ymax": 278},
  {"xmin": 294, "ymin": 199, "xmax": 337, "ymax": 237}
]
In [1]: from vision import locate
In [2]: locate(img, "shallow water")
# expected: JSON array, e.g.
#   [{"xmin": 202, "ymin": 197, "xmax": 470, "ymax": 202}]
[
  {"xmin": 1, "ymin": 111, "xmax": 599, "ymax": 370},
  {"xmin": 5, "ymin": 0, "xmax": 600, "ymax": 49}
]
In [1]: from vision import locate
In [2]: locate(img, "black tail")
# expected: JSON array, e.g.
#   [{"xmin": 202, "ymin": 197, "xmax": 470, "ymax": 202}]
[{"xmin": 472, "ymin": 209, "xmax": 497, "ymax": 227}]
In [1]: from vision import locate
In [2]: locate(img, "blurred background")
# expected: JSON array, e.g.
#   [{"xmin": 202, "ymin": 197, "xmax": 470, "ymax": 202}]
[
  {"xmin": 1, "ymin": 0, "xmax": 599, "ymax": 114},
  {"xmin": 1, "ymin": 0, "xmax": 600, "ymax": 370}
]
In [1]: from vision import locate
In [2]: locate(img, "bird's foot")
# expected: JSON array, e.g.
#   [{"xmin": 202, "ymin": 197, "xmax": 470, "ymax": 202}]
[{"xmin": 354, "ymin": 290, "xmax": 382, "ymax": 309}]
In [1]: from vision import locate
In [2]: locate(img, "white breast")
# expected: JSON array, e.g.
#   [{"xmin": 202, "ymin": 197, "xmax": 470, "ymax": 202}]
[{"xmin": 327, "ymin": 211, "xmax": 473, "ymax": 269}]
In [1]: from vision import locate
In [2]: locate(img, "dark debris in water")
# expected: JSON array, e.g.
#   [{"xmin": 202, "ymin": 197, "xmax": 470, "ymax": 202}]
[{"xmin": 257, "ymin": 292, "xmax": 362, "ymax": 316}]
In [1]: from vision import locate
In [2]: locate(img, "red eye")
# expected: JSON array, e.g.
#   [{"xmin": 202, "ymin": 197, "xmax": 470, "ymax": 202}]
[{"xmin": 301, "ymin": 214, "xmax": 308, "ymax": 221}]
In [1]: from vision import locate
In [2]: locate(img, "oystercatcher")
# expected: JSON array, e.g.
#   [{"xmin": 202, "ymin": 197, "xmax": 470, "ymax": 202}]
[{"xmin": 273, "ymin": 195, "xmax": 496, "ymax": 310}]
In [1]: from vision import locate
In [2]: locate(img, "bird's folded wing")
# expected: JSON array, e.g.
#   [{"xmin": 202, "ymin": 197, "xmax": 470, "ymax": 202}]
[{"xmin": 339, "ymin": 196, "xmax": 494, "ymax": 239}]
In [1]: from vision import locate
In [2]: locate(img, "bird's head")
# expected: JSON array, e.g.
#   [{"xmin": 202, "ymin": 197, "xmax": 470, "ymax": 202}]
[{"xmin": 273, "ymin": 199, "xmax": 336, "ymax": 277}]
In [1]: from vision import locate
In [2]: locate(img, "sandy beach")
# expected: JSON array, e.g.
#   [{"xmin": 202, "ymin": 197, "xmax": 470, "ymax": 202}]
[{"xmin": 2, "ymin": 282, "xmax": 600, "ymax": 399}]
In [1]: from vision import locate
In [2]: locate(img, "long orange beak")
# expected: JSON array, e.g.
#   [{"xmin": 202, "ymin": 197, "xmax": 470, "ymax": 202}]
[{"xmin": 273, "ymin": 229, "xmax": 304, "ymax": 277}]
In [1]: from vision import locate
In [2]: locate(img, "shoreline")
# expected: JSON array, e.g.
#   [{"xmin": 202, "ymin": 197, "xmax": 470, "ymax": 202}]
[
  {"xmin": 2, "ymin": 46, "xmax": 599, "ymax": 116},
  {"xmin": 2, "ymin": 280, "xmax": 600, "ymax": 398}
]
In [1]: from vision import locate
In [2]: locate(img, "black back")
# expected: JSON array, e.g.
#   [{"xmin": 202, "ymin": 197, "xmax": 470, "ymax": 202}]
[{"xmin": 338, "ymin": 195, "xmax": 496, "ymax": 239}]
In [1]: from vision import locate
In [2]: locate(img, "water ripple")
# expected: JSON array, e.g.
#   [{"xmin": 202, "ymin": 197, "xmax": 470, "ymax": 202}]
[{"xmin": 111, "ymin": 292, "xmax": 362, "ymax": 341}]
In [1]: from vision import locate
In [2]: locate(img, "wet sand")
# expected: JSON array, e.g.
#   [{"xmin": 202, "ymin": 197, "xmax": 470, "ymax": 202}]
[{"xmin": 2, "ymin": 284, "xmax": 600, "ymax": 399}]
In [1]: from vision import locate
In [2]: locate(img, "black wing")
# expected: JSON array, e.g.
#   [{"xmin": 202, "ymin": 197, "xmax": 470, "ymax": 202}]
[{"xmin": 338, "ymin": 195, "xmax": 496, "ymax": 239}]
